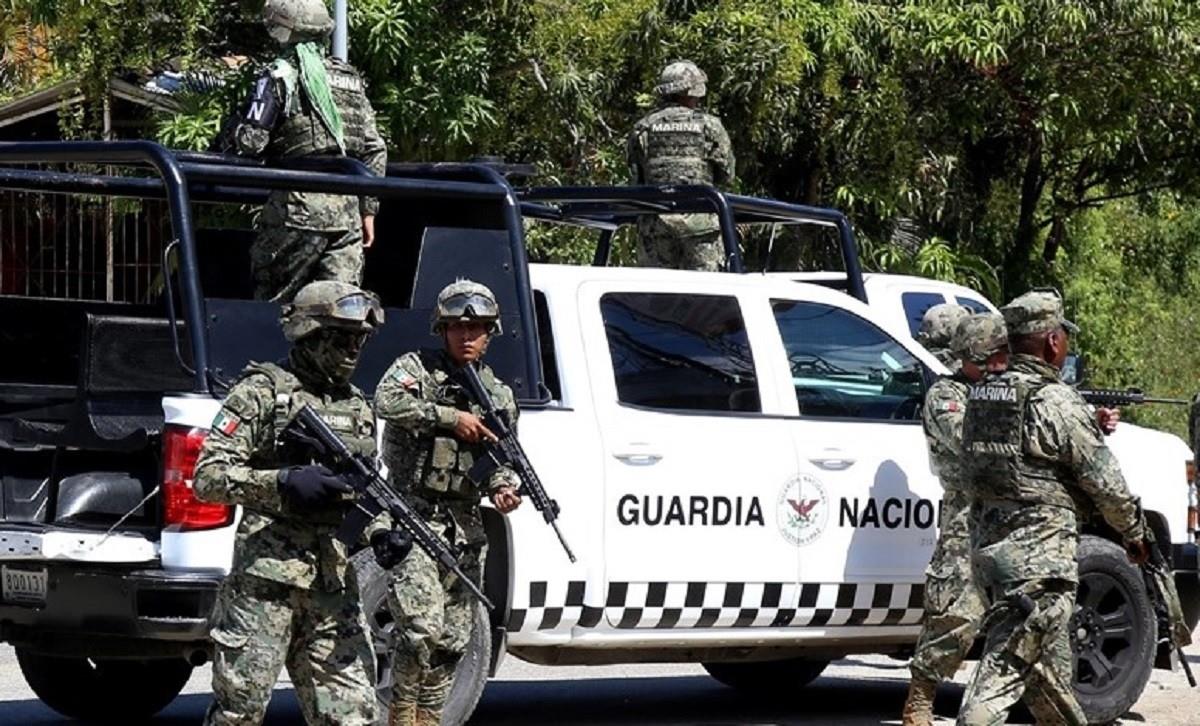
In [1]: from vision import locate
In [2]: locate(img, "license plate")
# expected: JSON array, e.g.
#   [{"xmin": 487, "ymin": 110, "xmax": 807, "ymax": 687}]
[{"xmin": 2, "ymin": 566, "xmax": 47, "ymax": 605}]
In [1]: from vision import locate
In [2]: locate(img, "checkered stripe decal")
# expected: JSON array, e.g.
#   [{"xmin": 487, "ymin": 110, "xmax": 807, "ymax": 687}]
[{"xmin": 506, "ymin": 581, "xmax": 924, "ymax": 632}]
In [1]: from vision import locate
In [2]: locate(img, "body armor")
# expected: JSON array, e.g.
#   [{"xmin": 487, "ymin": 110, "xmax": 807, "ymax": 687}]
[
  {"xmin": 961, "ymin": 370, "xmax": 1076, "ymax": 510},
  {"xmin": 635, "ymin": 105, "xmax": 718, "ymax": 185},
  {"xmin": 253, "ymin": 56, "xmax": 375, "ymax": 231},
  {"xmin": 382, "ymin": 350, "xmax": 512, "ymax": 503},
  {"xmin": 234, "ymin": 361, "xmax": 374, "ymax": 589}
]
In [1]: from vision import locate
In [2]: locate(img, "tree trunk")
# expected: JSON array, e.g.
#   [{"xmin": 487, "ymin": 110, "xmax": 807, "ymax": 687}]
[{"xmin": 1006, "ymin": 135, "xmax": 1044, "ymax": 298}]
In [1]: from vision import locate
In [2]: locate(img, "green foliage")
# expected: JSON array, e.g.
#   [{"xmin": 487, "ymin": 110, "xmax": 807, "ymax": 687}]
[
  {"xmin": 1059, "ymin": 194, "xmax": 1200, "ymax": 438},
  {"xmin": 7, "ymin": 0, "xmax": 1200, "ymax": 441}
]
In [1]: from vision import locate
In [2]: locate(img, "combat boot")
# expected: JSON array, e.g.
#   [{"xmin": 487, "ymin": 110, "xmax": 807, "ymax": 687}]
[
  {"xmin": 901, "ymin": 674, "xmax": 936, "ymax": 726},
  {"xmin": 388, "ymin": 700, "xmax": 418, "ymax": 726},
  {"xmin": 414, "ymin": 706, "xmax": 443, "ymax": 726}
]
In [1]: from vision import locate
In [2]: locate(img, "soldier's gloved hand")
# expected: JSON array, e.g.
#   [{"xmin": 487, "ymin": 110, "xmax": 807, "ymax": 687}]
[
  {"xmin": 1126, "ymin": 539, "xmax": 1150, "ymax": 565},
  {"xmin": 276, "ymin": 465, "xmax": 352, "ymax": 510},
  {"xmin": 370, "ymin": 528, "xmax": 413, "ymax": 569}
]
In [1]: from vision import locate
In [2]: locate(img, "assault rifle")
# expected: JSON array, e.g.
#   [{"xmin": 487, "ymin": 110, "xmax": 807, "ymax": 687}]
[
  {"xmin": 1078, "ymin": 387, "xmax": 1190, "ymax": 408},
  {"xmin": 455, "ymin": 363, "xmax": 577, "ymax": 563},
  {"xmin": 284, "ymin": 405, "xmax": 494, "ymax": 609}
]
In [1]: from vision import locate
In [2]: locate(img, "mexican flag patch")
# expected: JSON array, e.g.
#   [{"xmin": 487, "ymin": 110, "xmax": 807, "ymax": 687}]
[
  {"xmin": 938, "ymin": 400, "xmax": 960, "ymax": 413},
  {"xmin": 213, "ymin": 410, "xmax": 240, "ymax": 436}
]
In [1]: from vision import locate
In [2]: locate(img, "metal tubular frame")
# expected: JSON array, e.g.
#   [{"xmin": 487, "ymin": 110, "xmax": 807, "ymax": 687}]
[
  {"xmin": 0, "ymin": 142, "xmax": 869, "ymax": 403},
  {"xmin": 517, "ymin": 185, "xmax": 868, "ymax": 303},
  {"xmin": 386, "ymin": 162, "xmax": 546, "ymax": 396},
  {"xmin": 0, "ymin": 142, "xmax": 525, "ymax": 396},
  {"xmin": 0, "ymin": 141, "xmax": 210, "ymax": 392}
]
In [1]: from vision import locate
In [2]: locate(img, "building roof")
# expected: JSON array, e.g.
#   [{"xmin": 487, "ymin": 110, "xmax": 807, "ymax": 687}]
[{"xmin": 0, "ymin": 77, "xmax": 183, "ymax": 130}]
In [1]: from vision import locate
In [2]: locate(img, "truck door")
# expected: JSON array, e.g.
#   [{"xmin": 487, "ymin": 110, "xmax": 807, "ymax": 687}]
[
  {"xmin": 763, "ymin": 296, "xmax": 943, "ymax": 610},
  {"xmin": 581, "ymin": 283, "xmax": 802, "ymax": 630}
]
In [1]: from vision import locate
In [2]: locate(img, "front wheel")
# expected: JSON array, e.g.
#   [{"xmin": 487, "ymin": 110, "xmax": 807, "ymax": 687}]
[
  {"xmin": 355, "ymin": 550, "xmax": 492, "ymax": 726},
  {"xmin": 1071, "ymin": 535, "xmax": 1156, "ymax": 724},
  {"xmin": 15, "ymin": 649, "xmax": 192, "ymax": 722},
  {"xmin": 702, "ymin": 657, "xmax": 830, "ymax": 693}
]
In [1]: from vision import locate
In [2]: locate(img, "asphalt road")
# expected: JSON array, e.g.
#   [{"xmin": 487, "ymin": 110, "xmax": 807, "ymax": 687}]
[{"xmin": 0, "ymin": 643, "xmax": 1195, "ymax": 724}]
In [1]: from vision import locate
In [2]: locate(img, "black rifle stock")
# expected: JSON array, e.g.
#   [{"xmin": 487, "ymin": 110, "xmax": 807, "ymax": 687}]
[
  {"xmin": 285, "ymin": 405, "xmax": 494, "ymax": 609},
  {"xmin": 1078, "ymin": 387, "xmax": 1190, "ymax": 407},
  {"xmin": 455, "ymin": 364, "xmax": 577, "ymax": 563}
]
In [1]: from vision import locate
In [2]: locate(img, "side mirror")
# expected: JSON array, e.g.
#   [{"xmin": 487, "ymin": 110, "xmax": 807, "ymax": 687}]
[{"xmin": 1061, "ymin": 353, "xmax": 1086, "ymax": 386}]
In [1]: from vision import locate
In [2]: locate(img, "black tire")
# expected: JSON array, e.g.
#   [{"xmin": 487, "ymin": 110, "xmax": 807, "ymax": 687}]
[
  {"xmin": 15, "ymin": 648, "xmax": 192, "ymax": 722},
  {"xmin": 355, "ymin": 550, "xmax": 492, "ymax": 726},
  {"xmin": 702, "ymin": 657, "xmax": 830, "ymax": 693},
  {"xmin": 1071, "ymin": 535, "xmax": 1156, "ymax": 724}
]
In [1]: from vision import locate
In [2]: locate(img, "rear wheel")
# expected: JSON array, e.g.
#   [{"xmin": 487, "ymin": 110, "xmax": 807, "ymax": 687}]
[
  {"xmin": 1071, "ymin": 535, "xmax": 1156, "ymax": 724},
  {"xmin": 15, "ymin": 649, "xmax": 192, "ymax": 722},
  {"xmin": 355, "ymin": 550, "xmax": 492, "ymax": 726},
  {"xmin": 702, "ymin": 657, "xmax": 830, "ymax": 693}
]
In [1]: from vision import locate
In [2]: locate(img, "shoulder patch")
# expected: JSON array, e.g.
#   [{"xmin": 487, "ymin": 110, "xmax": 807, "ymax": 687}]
[{"xmin": 212, "ymin": 410, "xmax": 240, "ymax": 436}]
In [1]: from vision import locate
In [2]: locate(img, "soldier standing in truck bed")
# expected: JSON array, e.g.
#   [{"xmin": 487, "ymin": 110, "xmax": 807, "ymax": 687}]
[
  {"xmin": 626, "ymin": 60, "xmax": 735, "ymax": 271},
  {"xmin": 223, "ymin": 0, "xmax": 387, "ymax": 302}
]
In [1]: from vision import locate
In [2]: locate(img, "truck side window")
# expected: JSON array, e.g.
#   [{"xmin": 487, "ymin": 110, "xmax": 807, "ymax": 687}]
[
  {"xmin": 599, "ymin": 292, "xmax": 760, "ymax": 413},
  {"xmin": 533, "ymin": 290, "xmax": 562, "ymax": 401},
  {"xmin": 772, "ymin": 299, "xmax": 927, "ymax": 421},
  {"xmin": 900, "ymin": 291, "xmax": 946, "ymax": 337},
  {"xmin": 955, "ymin": 296, "xmax": 991, "ymax": 314}
]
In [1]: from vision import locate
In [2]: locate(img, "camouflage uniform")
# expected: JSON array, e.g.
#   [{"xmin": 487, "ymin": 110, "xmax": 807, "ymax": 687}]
[
  {"xmin": 956, "ymin": 292, "xmax": 1146, "ymax": 726},
  {"xmin": 376, "ymin": 281, "xmax": 518, "ymax": 725},
  {"xmin": 908, "ymin": 314, "xmax": 1006, "ymax": 697},
  {"xmin": 226, "ymin": 0, "xmax": 387, "ymax": 302},
  {"xmin": 195, "ymin": 281, "xmax": 384, "ymax": 726},
  {"xmin": 627, "ymin": 61, "xmax": 735, "ymax": 271}
]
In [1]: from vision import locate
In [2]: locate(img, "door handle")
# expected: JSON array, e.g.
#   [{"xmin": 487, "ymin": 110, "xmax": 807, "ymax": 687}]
[
  {"xmin": 613, "ymin": 444, "xmax": 662, "ymax": 466},
  {"xmin": 808, "ymin": 451, "xmax": 856, "ymax": 471}
]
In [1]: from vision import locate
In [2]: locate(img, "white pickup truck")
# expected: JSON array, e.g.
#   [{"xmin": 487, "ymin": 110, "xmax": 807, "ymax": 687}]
[
  {"xmin": 445, "ymin": 264, "xmax": 1195, "ymax": 726},
  {"xmin": 0, "ymin": 146, "xmax": 1194, "ymax": 725}
]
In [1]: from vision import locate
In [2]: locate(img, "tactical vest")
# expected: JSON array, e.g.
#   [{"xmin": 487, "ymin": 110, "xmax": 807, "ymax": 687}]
[
  {"xmin": 960, "ymin": 371, "xmax": 1076, "ymax": 509},
  {"xmin": 266, "ymin": 57, "xmax": 367, "ymax": 229},
  {"xmin": 382, "ymin": 351, "xmax": 502, "ymax": 503},
  {"xmin": 243, "ymin": 361, "xmax": 375, "ymax": 522},
  {"xmin": 638, "ymin": 107, "xmax": 715, "ymax": 185}
]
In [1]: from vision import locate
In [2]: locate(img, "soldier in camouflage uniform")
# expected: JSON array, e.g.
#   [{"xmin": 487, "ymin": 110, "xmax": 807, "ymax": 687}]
[
  {"xmin": 375, "ymin": 280, "xmax": 523, "ymax": 726},
  {"xmin": 194, "ymin": 280, "xmax": 408, "ymax": 725},
  {"xmin": 914, "ymin": 302, "xmax": 970, "ymax": 367},
  {"xmin": 626, "ymin": 60, "xmax": 735, "ymax": 271},
  {"xmin": 903, "ymin": 312, "xmax": 1008, "ymax": 726},
  {"xmin": 956, "ymin": 290, "xmax": 1150, "ymax": 726},
  {"xmin": 225, "ymin": 0, "xmax": 388, "ymax": 302}
]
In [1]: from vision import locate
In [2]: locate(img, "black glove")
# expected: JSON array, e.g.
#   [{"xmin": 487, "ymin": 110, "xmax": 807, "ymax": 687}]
[
  {"xmin": 371, "ymin": 528, "xmax": 413, "ymax": 569},
  {"xmin": 277, "ymin": 465, "xmax": 352, "ymax": 511}
]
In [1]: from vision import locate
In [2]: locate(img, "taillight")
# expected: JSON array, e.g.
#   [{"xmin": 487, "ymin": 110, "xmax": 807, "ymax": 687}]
[
  {"xmin": 162, "ymin": 424, "xmax": 232, "ymax": 530},
  {"xmin": 1187, "ymin": 459, "xmax": 1198, "ymax": 541}
]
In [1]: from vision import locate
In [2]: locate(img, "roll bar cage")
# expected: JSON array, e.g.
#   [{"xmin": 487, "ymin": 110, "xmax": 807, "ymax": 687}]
[
  {"xmin": 514, "ymin": 185, "xmax": 868, "ymax": 305},
  {"xmin": 0, "ymin": 141, "xmax": 513, "ymax": 396},
  {"xmin": 0, "ymin": 141, "xmax": 868, "ymax": 398}
]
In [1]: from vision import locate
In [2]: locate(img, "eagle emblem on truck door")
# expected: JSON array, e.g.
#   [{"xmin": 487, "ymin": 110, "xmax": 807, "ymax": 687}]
[{"xmin": 777, "ymin": 473, "xmax": 829, "ymax": 547}]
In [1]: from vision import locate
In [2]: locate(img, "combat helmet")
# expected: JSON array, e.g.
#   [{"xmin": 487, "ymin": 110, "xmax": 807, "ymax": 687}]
[
  {"xmin": 916, "ymin": 303, "xmax": 969, "ymax": 350},
  {"xmin": 281, "ymin": 281, "xmax": 384, "ymax": 342},
  {"xmin": 262, "ymin": 0, "xmax": 335, "ymax": 45},
  {"xmin": 431, "ymin": 279, "xmax": 502, "ymax": 336},
  {"xmin": 655, "ymin": 60, "xmax": 707, "ymax": 99}
]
